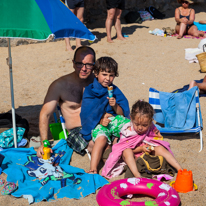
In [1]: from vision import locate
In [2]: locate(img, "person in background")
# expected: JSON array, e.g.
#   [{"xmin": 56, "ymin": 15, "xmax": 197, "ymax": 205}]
[
  {"xmin": 175, "ymin": 0, "xmax": 205, "ymax": 39},
  {"xmin": 105, "ymin": 0, "xmax": 126, "ymax": 43},
  {"xmin": 64, "ymin": 0, "xmax": 84, "ymax": 50}
]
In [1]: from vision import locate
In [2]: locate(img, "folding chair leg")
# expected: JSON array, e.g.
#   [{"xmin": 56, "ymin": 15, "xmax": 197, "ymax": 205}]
[
  {"xmin": 85, "ymin": 149, "xmax": 91, "ymax": 160},
  {"xmin": 199, "ymin": 130, "xmax": 203, "ymax": 152}
]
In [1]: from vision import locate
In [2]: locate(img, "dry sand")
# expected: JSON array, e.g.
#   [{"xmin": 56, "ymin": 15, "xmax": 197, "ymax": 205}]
[{"xmin": 0, "ymin": 8, "xmax": 206, "ymax": 206}]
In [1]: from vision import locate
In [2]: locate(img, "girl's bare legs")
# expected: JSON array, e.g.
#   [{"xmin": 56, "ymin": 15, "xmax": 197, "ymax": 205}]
[
  {"xmin": 105, "ymin": 8, "xmax": 116, "ymax": 43},
  {"xmin": 154, "ymin": 146, "xmax": 182, "ymax": 171},
  {"xmin": 65, "ymin": 7, "xmax": 83, "ymax": 50},
  {"xmin": 122, "ymin": 148, "xmax": 141, "ymax": 177},
  {"xmin": 88, "ymin": 136, "xmax": 107, "ymax": 174},
  {"xmin": 176, "ymin": 23, "xmax": 187, "ymax": 39},
  {"xmin": 114, "ymin": 9, "xmax": 126, "ymax": 41}
]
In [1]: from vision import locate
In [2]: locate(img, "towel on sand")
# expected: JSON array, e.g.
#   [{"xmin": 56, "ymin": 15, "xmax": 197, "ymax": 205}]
[
  {"xmin": 0, "ymin": 139, "xmax": 108, "ymax": 204},
  {"xmin": 80, "ymin": 78, "xmax": 130, "ymax": 141}
]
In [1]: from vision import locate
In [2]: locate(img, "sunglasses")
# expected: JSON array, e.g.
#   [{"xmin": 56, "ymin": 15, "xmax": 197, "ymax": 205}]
[{"xmin": 182, "ymin": 1, "xmax": 189, "ymax": 3}]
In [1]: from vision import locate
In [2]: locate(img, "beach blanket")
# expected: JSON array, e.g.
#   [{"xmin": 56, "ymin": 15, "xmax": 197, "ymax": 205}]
[
  {"xmin": 80, "ymin": 78, "xmax": 130, "ymax": 141},
  {"xmin": 101, "ymin": 122, "xmax": 172, "ymax": 179},
  {"xmin": 194, "ymin": 22, "xmax": 206, "ymax": 31},
  {"xmin": 172, "ymin": 32, "xmax": 206, "ymax": 39},
  {"xmin": 0, "ymin": 139, "xmax": 108, "ymax": 204},
  {"xmin": 159, "ymin": 86, "xmax": 200, "ymax": 129}
]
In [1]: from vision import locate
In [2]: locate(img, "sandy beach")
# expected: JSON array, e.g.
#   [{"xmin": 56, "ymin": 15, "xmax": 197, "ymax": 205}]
[{"xmin": 0, "ymin": 6, "xmax": 206, "ymax": 205}]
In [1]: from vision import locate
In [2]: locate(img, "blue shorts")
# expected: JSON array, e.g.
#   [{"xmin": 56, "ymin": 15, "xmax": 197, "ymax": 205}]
[{"xmin": 65, "ymin": 0, "xmax": 84, "ymax": 9}]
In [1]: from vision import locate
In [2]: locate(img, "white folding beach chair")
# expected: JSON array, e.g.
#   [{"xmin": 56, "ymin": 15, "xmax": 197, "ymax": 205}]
[
  {"xmin": 54, "ymin": 106, "xmax": 91, "ymax": 160},
  {"xmin": 149, "ymin": 87, "xmax": 203, "ymax": 152}
]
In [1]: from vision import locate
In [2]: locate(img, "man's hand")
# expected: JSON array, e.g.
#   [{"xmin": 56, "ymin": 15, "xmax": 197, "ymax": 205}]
[{"xmin": 37, "ymin": 144, "xmax": 53, "ymax": 158}]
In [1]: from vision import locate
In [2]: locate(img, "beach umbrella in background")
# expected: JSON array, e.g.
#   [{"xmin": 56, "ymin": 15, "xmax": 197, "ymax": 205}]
[{"xmin": 0, "ymin": 0, "xmax": 96, "ymax": 148}]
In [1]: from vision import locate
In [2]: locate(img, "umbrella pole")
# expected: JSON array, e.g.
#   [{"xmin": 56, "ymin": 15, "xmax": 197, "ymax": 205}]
[{"xmin": 7, "ymin": 38, "xmax": 17, "ymax": 148}]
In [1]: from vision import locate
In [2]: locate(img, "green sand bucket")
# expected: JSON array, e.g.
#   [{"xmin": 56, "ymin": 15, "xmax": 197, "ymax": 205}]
[{"xmin": 49, "ymin": 123, "xmax": 68, "ymax": 140}]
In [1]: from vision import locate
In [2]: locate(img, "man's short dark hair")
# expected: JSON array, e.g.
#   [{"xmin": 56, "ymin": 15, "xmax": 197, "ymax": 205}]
[
  {"xmin": 93, "ymin": 56, "xmax": 119, "ymax": 77},
  {"xmin": 73, "ymin": 46, "xmax": 96, "ymax": 62}
]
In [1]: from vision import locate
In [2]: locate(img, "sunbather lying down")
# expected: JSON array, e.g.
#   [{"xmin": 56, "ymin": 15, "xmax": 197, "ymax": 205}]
[
  {"xmin": 199, "ymin": 20, "xmax": 206, "ymax": 24},
  {"xmin": 188, "ymin": 75, "xmax": 206, "ymax": 93}
]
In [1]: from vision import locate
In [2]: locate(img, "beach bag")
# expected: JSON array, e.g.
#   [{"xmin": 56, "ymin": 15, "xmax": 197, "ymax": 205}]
[
  {"xmin": 146, "ymin": 6, "xmax": 165, "ymax": 19},
  {"xmin": 124, "ymin": 11, "xmax": 143, "ymax": 24},
  {"xmin": 0, "ymin": 127, "xmax": 25, "ymax": 148},
  {"xmin": 196, "ymin": 52, "xmax": 206, "ymax": 72},
  {"xmin": 138, "ymin": 11, "xmax": 154, "ymax": 21},
  {"xmin": 0, "ymin": 112, "xmax": 29, "ymax": 136},
  {"xmin": 125, "ymin": 153, "xmax": 175, "ymax": 178}
]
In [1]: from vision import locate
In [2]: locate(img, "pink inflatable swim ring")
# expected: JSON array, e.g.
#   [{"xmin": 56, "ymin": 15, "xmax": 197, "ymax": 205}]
[{"xmin": 96, "ymin": 178, "xmax": 180, "ymax": 206}]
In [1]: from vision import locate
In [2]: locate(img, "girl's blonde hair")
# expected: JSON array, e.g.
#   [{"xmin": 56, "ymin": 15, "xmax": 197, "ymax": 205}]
[{"xmin": 130, "ymin": 100, "xmax": 154, "ymax": 122}]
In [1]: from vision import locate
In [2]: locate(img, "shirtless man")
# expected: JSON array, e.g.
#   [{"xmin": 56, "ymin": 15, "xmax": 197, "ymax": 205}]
[{"xmin": 37, "ymin": 46, "xmax": 95, "ymax": 158}]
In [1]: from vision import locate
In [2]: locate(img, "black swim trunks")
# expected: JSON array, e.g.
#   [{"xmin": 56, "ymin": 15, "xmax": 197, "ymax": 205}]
[
  {"xmin": 66, "ymin": 127, "xmax": 88, "ymax": 155},
  {"xmin": 65, "ymin": 0, "xmax": 84, "ymax": 9},
  {"xmin": 106, "ymin": 0, "xmax": 125, "ymax": 10}
]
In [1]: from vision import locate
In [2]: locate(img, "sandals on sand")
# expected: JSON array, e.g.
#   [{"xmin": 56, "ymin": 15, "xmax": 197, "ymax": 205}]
[
  {"xmin": 0, "ymin": 176, "xmax": 18, "ymax": 195},
  {"xmin": 1, "ymin": 182, "xmax": 18, "ymax": 195}
]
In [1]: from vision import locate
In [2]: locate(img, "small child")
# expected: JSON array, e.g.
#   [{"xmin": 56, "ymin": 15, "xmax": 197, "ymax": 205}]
[
  {"xmin": 80, "ymin": 57, "xmax": 130, "ymax": 174},
  {"xmin": 102, "ymin": 100, "xmax": 182, "ymax": 179}
]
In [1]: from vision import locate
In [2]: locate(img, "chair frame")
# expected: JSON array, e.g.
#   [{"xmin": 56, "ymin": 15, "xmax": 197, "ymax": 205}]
[
  {"xmin": 53, "ymin": 105, "xmax": 91, "ymax": 160},
  {"xmin": 149, "ymin": 87, "xmax": 203, "ymax": 152}
]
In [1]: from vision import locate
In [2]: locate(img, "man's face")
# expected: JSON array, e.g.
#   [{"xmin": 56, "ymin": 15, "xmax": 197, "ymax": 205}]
[{"xmin": 73, "ymin": 52, "xmax": 94, "ymax": 79}]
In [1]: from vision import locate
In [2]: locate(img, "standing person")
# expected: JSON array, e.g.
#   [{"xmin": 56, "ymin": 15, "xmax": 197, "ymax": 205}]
[
  {"xmin": 102, "ymin": 100, "xmax": 182, "ymax": 179},
  {"xmin": 37, "ymin": 46, "xmax": 96, "ymax": 158},
  {"xmin": 64, "ymin": 0, "xmax": 84, "ymax": 50},
  {"xmin": 105, "ymin": 0, "xmax": 126, "ymax": 43},
  {"xmin": 175, "ymin": 0, "xmax": 205, "ymax": 39},
  {"xmin": 80, "ymin": 57, "xmax": 130, "ymax": 174}
]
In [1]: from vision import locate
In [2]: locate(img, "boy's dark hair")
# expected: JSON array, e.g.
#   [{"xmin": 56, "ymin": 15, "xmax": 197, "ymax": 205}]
[
  {"xmin": 130, "ymin": 100, "xmax": 154, "ymax": 121},
  {"xmin": 73, "ymin": 46, "xmax": 96, "ymax": 62},
  {"xmin": 93, "ymin": 57, "xmax": 119, "ymax": 77}
]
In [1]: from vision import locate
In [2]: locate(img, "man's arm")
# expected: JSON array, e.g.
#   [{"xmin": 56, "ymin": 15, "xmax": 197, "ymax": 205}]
[{"xmin": 37, "ymin": 80, "xmax": 62, "ymax": 158}]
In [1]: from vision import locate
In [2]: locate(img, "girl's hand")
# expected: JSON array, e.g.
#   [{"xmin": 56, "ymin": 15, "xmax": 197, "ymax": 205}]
[
  {"xmin": 107, "ymin": 97, "xmax": 116, "ymax": 107},
  {"xmin": 142, "ymin": 145, "xmax": 151, "ymax": 153}
]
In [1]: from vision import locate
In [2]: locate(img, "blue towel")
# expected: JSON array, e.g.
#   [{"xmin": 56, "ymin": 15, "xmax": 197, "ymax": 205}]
[
  {"xmin": 80, "ymin": 78, "xmax": 130, "ymax": 141},
  {"xmin": 0, "ymin": 139, "xmax": 108, "ymax": 204},
  {"xmin": 159, "ymin": 86, "xmax": 197, "ymax": 129},
  {"xmin": 194, "ymin": 22, "xmax": 206, "ymax": 31}
]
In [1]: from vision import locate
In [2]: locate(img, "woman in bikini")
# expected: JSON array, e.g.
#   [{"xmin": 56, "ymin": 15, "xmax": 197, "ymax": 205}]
[{"xmin": 175, "ymin": 0, "xmax": 205, "ymax": 39}]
